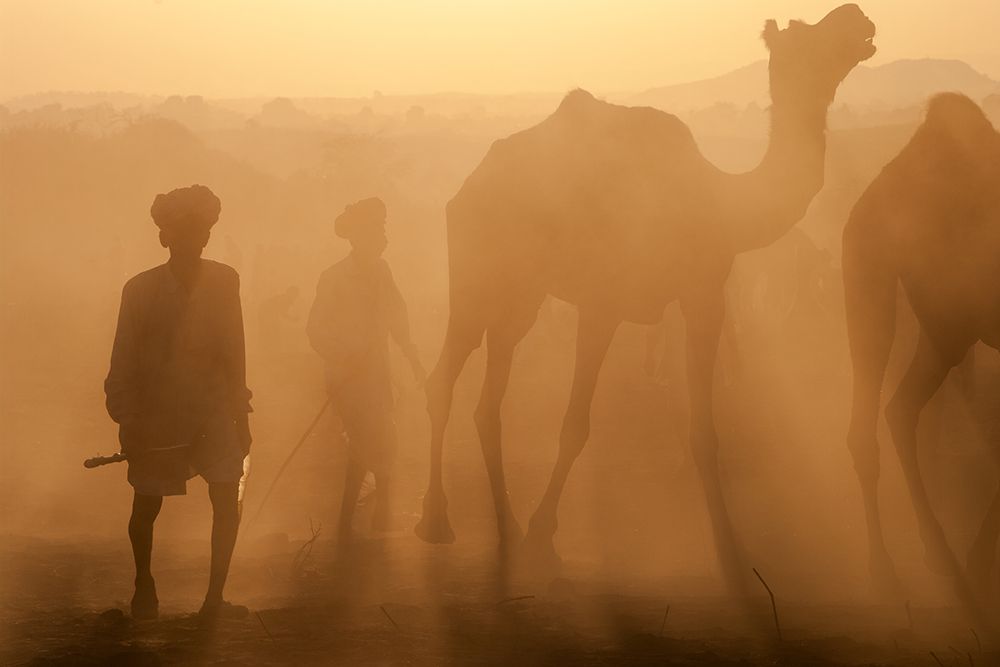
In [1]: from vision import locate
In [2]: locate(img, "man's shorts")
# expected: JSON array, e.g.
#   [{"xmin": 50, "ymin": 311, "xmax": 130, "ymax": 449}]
[{"xmin": 127, "ymin": 418, "xmax": 245, "ymax": 497}]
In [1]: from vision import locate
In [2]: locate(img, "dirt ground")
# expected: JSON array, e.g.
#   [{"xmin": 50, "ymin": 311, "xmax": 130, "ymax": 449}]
[{"xmin": 2, "ymin": 531, "xmax": 996, "ymax": 667}]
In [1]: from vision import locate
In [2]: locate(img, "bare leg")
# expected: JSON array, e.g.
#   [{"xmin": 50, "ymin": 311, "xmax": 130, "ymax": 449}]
[
  {"xmin": 415, "ymin": 317, "xmax": 484, "ymax": 543},
  {"xmin": 203, "ymin": 481, "xmax": 241, "ymax": 610},
  {"xmin": 373, "ymin": 472, "xmax": 392, "ymax": 531},
  {"xmin": 128, "ymin": 492, "xmax": 162, "ymax": 619},
  {"xmin": 843, "ymin": 234, "xmax": 900, "ymax": 595},
  {"xmin": 339, "ymin": 459, "xmax": 366, "ymax": 539},
  {"xmin": 524, "ymin": 308, "xmax": 618, "ymax": 563},
  {"xmin": 475, "ymin": 325, "xmax": 533, "ymax": 550},
  {"xmin": 682, "ymin": 287, "xmax": 749, "ymax": 598},
  {"xmin": 886, "ymin": 334, "xmax": 984, "ymax": 624}
]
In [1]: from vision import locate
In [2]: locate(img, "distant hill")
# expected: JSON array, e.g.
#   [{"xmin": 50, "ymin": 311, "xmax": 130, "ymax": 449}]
[
  {"xmin": 627, "ymin": 58, "xmax": 1000, "ymax": 112},
  {"xmin": 1, "ymin": 90, "xmax": 155, "ymax": 112},
  {"xmin": 5, "ymin": 59, "xmax": 998, "ymax": 120}
]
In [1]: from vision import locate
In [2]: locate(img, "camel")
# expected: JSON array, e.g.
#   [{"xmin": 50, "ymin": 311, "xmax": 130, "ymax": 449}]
[
  {"xmin": 414, "ymin": 4, "xmax": 877, "ymax": 593},
  {"xmin": 844, "ymin": 93, "xmax": 1000, "ymax": 611}
]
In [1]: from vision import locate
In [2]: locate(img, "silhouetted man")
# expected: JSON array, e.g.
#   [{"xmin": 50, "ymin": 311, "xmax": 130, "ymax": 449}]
[
  {"xmin": 105, "ymin": 184, "xmax": 252, "ymax": 620},
  {"xmin": 307, "ymin": 197, "xmax": 424, "ymax": 539}
]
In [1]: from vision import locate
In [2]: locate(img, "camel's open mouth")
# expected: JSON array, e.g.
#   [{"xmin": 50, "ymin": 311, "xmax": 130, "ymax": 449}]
[{"xmin": 852, "ymin": 23, "xmax": 877, "ymax": 61}]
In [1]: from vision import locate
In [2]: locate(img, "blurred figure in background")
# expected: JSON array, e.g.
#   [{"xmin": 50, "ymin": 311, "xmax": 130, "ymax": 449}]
[
  {"xmin": 104, "ymin": 185, "xmax": 253, "ymax": 620},
  {"xmin": 257, "ymin": 284, "xmax": 300, "ymax": 354},
  {"xmin": 307, "ymin": 197, "xmax": 425, "ymax": 540}
]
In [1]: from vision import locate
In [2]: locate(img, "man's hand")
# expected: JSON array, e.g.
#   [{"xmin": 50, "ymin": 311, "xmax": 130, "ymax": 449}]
[
  {"xmin": 235, "ymin": 413, "xmax": 252, "ymax": 455},
  {"xmin": 118, "ymin": 419, "xmax": 144, "ymax": 455}
]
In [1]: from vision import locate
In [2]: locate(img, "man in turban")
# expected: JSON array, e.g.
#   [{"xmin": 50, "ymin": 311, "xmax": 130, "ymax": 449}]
[
  {"xmin": 105, "ymin": 184, "xmax": 252, "ymax": 620},
  {"xmin": 307, "ymin": 197, "xmax": 425, "ymax": 540}
]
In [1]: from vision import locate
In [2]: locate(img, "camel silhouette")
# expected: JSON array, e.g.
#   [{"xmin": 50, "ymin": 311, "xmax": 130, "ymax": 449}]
[
  {"xmin": 415, "ymin": 4, "xmax": 876, "ymax": 594},
  {"xmin": 845, "ymin": 93, "xmax": 1000, "ymax": 617}
]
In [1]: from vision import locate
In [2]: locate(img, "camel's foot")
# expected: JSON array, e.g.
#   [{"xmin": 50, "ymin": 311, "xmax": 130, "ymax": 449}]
[
  {"xmin": 923, "ymin": 541, "xmax": 957, "ymax": 577},
  {"xmin": 414, "ymin": 488, "xmax": 455, "ymax": 544},
  {"xmin": 521, "ymin": 534, "xmax": 561, "ymax": 572},
  {"xmin": 497, "ymin": 512, "xmax": 523, "ymax": 556},
  {"xmin": 522, "ymin": 512, "xmax": 561, "ymax": 571},
  {"xmin": 869, "ymin": 551, "xmax": 904, "ymax": 600}
]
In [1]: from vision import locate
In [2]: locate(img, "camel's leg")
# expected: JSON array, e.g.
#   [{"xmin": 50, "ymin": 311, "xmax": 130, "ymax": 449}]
[
  {"xmin": 524, "ymin": 308, "xmax": 619, "ymax": 563},
  {"xmin": 966, "ymin": 393, "xmax": 1000, "ymax": 590},
  {"xmin": 967, "ymin": 486, "xmax": 1000, "ymax": 590},
  {"xmin": 475, "ymin": 315, "xmax": 538, "ymax": 551},
  {"xmin": 843, "ymin": 231, "xmax": 900, "ymax": 595},
  {"xmin": 886, "ymin": 333, "xmax": 985, "ymax": 624},
  {"xmin": 681, "ymin": 287, "xmax": 750, "ymax": 598},
  {"xmin": 414, "ymin": 316, "xmax": 484, "ymax": 544}
]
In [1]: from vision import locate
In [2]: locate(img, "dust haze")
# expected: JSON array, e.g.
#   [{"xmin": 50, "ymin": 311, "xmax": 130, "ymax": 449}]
[{"xmin": 2, "ymin": 2, "xmax": 1000, "ymax": 665}]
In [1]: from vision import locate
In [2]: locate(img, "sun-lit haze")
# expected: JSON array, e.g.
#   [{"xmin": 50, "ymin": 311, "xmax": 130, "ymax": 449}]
[
  {"xmin": 3, "ymin": 1, "xmax": 1000, "ymax": 664},
  {"xmin": 1, "ymin": 0, "xmax": 999, "ymax": 98}
]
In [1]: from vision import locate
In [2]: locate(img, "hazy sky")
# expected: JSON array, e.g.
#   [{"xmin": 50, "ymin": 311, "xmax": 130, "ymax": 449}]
[{"xmin": 2, "ymin": 0, "xmax": 999, "ymax": 100}]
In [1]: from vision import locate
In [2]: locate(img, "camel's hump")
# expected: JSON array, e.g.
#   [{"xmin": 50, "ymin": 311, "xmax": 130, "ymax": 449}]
[
  {"xmin": 918, "ymin": 93, "xmax": 997, "ymax": 147},
  {"xmin": 552, "ymin": 88, "xmax": 689, "ymax": 129}
]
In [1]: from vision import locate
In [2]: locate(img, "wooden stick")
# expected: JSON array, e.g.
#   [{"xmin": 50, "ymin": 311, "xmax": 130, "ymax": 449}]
[
  {"xmin": 255, "ymin": 611, "xmax": 276, "ymax": 643},
  {"xmin": 659, "ymin": 604, "xmax": 671, "ymax": 636},
  {"xmin": 380, "ymin": 605, "xmax": 400, "ymax": 631},
  {"xmin": 496, "ymin": 595, "xmax": 535, "ymax": 606},
  {"xmin": 248, "ymin": 398, "xmax": 331, "ymax": 527},
  {"xmin": 971, "ymin": 628, "xmax": 982, "ymax": 655},
  {"xmin": 752, "ymin": 567, "xmax": 782, "ymax": 642},
  {"xmin": 929, "ymin": 651, "xmax": 944, "ymax": 667}
]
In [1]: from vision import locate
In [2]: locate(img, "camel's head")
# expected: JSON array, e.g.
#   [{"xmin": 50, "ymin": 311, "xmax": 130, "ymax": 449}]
[{"xmin": 764, "ymin": 4, "xmax": 876, "ymax": 108}]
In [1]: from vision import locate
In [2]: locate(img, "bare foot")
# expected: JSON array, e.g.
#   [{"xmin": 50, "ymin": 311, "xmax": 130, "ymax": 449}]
[
  {"xmin": 130, "ymin": 575, "xmax": 158, "ymax": 621},
  {"xmin": 198, "ymin": 599, "xmax": 249, "ymax": 621}
]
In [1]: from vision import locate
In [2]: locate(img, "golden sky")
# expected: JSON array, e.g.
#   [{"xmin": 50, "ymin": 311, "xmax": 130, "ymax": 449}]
[{"xmin": 2, "ymin": 0, "xmax": 998, "ymax": 99}]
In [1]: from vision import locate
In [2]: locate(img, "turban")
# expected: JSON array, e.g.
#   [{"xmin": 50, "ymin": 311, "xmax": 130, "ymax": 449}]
[
  {"xmin": 150, "ymin": 184, "xmax": 221, "ymax": 231},
  {"xmin": 334, "ymin": 197, "xmax": 386, "ymax": 240}
]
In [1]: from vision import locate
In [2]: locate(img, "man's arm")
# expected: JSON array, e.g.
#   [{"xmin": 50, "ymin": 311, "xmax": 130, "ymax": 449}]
[
  {"xmin": 306, "ymin": 272, "xmax": 353, "ymax": 379},
  {"xmin": 104, "ymin": 282, "xmax": 142, "ymax": 452},
  {"xmin": 385, "ymin": 265, "xmax": 426, "ymax": 384},
  {"xmin": 222, "ymin": 271, "xmax": 253, "ymax": 452}
]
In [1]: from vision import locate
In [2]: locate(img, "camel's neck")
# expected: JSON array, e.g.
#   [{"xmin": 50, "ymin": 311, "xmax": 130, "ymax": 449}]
[{"xmin": 726, "ymin": 95, "xmax": 830, "ymax": 253}]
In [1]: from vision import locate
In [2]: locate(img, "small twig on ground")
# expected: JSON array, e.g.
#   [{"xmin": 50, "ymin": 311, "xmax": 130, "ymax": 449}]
[
  {"xmin": 970, "ymin": 628, "xmax": 982, "ymax": 655},
  {"xmin": 967, "ymin": 651, "xmax": 975, "ymax": 667},
  {"xmin": 495, "ymin": 595, "xmax": 535, "ymax": 606},
  {"xmin": 929, "ymin": 650, "xmax": 944, "ymax": 666},
  {"xmin": 380, "ymin": 605, "xmax": 400, "ymax": 631},
  {"xmin": 255, "ymin": 611, "xmax": 276, "ymax": 643},
  {"xmin": 905, "ymin": 600, "xmax": 913, "ymax": 631},
  {"xmin": 752, "ymin": 567, "xmax": 782, "ymax": 642},
  {"xmin": 659, "ymin": 604, "xmax": 671, "ymax": 636},
  {"xmin": 291, "ymin": 519, "xmax": 323, "ymax": 574}
]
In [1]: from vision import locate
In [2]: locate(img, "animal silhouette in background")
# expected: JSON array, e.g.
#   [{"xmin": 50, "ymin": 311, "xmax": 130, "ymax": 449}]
[
  {"xmin": 844, "ymin": 94, "xmax": 1000, "ymax": 612},
  {"xmin": 415, "ymin": 4, "xmax": 876, "ymax": 594}
]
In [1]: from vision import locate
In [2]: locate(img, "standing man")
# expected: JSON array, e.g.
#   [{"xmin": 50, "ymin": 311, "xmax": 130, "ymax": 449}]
[
  {"xmin": 307, "ymin": 197, "xmax": 424, "ymax": 539},
  {"xmin": 105, "ymin": 184, "xmax": 252, "ymax": 620}
]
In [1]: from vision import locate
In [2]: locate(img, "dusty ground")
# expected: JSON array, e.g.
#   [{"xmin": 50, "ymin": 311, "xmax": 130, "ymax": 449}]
[{"xmin": 2, "ymin": 533, "xmax": 996, "ymax": 666}]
